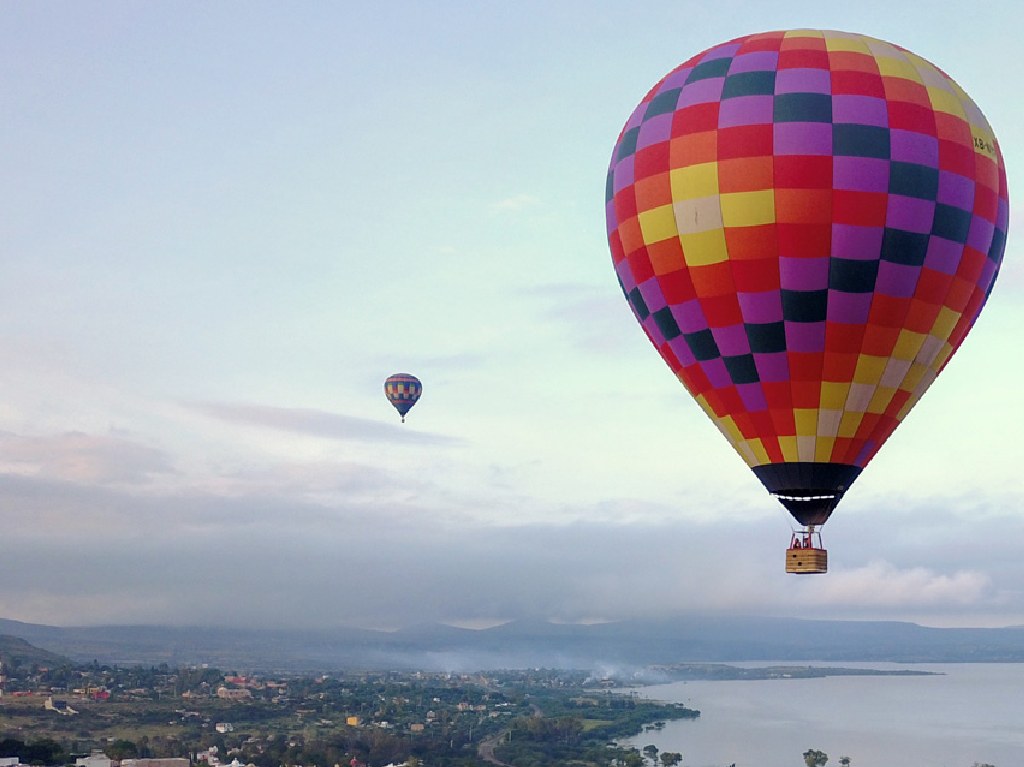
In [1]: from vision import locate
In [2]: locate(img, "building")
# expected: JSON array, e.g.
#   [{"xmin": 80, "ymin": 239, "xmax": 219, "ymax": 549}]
[
  {"xmin": 45, "ymin": 697, "xmax": 78, "ymax": 716},
  {"xmin": 216, "ymin": 687, "xmax": 252, "ymax": 700},
  {"xmin": 75, "ymin": 752, "xmax": 112, "ymax": 767}
]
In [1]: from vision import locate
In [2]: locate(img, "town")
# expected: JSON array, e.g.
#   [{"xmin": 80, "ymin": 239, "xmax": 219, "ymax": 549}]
[{"xmin": 0, "ymin": 658, "xmax": 695, "ymax": 767}]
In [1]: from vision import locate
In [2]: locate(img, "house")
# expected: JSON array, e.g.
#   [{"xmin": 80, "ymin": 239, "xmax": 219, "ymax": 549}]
[
  {"xmin": 215, "ymin": 723, "xmax": 234, "ymax": 734},
  {"xmin": 121, "ymin": 760, "xmax": 189, "ymax": 767},
  {"xmin": 45, "ymin": 697, "xmax": 78, "ymax": 716},
  {"xmin": 216, "ymin": 687, "xmax": 252, "ymax": 700},
  {"xmin": 75, "ymin": 752, "xmax": 112, "ymax": 767}
]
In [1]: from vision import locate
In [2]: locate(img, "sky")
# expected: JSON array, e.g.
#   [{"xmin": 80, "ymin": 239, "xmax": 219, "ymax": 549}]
[{"xmin": 2, "ymin": 0, "xmax": 1024, "ymax": 632}]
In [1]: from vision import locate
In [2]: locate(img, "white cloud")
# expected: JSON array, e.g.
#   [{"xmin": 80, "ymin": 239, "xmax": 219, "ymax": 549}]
[
  {"xmin": 0, "ymin": 431, "xmax": 172, "ymax": 484},
  {"xmin": 185, "ymin": 401, "xmax": 464, "ymax": 446},
  {"xmin": 813, "ymin": 561, "xmax": 993, "ymax": 607},
  {"xmin": 490, "ymin": 193, "xmax": 540, "ymax": 212}
]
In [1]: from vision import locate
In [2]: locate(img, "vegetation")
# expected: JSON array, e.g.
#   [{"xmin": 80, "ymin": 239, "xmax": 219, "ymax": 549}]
[
  {"xmin": 803, "ymin": 749, "xmax": 828, "ymax": 767},
  {"xmin": 0, "ymin": 648, "xmax": 1002, "ymax": 767},
  {"xmin": 0, "ymin": 635, "xmax": 68, "ymax": 669},
  {"xmin": 489, "ymin": 690, "xmax": 697, "ymax": 767},
  {"xmin": 0, "ymin": 737, "xmax": 69, "ymax": 765},
  {"xmin": 0, "ymin": 658, "xmax": 695, "ymax": 767}
]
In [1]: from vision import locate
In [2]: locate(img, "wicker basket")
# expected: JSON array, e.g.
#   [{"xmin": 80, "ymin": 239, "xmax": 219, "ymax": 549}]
[{"xmin": 786, "ymin": 547, "xmax": 828, "ymax": 574}]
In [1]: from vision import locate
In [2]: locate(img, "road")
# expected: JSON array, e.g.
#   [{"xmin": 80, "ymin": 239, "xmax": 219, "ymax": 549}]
[
  {"xmin": 477, "ymin": 702, "xmax": 543, "ymax": 766},
  {"xmin": 476, "ymin": 730, "xmax": 512, "ymax": 767}
]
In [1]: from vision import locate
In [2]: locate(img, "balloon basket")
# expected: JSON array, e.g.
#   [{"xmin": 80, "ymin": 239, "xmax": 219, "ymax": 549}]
[{"xmin": 786, "ymin": 528, "xmax": 827, "ymax": 574}]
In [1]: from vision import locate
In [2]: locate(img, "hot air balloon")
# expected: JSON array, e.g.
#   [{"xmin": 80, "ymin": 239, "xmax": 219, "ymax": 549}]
[
  {"xmin": 384, "ymin": 373, "xmax": 422, "ymax": 423},
  {"xmin": 605, "ymin": 30, "xmax": 1008, "ymax": 573}
]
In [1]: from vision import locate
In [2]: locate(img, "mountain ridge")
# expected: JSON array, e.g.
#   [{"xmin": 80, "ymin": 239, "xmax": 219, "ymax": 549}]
[{"xmin": 1, "ymin": 615, "xmax": 1021, "ymax": 672}]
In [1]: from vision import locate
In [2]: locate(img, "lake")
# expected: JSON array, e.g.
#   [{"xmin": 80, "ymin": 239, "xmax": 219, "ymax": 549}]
[{"xmin": 621, "ymin": 662, "xmax": 1024, "ymax": 767}]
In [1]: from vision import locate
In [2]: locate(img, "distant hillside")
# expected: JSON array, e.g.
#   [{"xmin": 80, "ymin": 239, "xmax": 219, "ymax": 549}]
[
  {"xmin": 1, "ymin": 615, "xmax": 1022, "ymax": 672},
  {"xmin": 0, "ymin": 634, "xmax": 69, "ymax": 668}
]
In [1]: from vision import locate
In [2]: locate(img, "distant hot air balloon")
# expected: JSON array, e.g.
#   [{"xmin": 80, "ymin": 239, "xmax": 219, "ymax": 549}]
[
  {"xmin": 384, "ymin": 373, "xmax": 422, "ymax": 423},
  {"xmin": 605, "ymin": 30, "xmax": 1008, "ymax": 573}
]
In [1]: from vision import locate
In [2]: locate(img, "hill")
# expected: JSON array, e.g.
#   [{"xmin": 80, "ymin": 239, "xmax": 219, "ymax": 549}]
[
  {"xmin": 2, "ymin": 614, "xmax": 1023, "ymax": 672},
  {"xmin": 0, "ymin": 633, "xmax": 69, "ymax": 668}
]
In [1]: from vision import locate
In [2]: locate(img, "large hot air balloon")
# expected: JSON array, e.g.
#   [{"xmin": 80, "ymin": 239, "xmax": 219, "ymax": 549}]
[
  {"xmin": 384, "ymin": 373, "xmax": 422, "ymax": 423},
  {"xmin": 605, "ymin": 30, "xmax": 1008, "ymax": 573}
]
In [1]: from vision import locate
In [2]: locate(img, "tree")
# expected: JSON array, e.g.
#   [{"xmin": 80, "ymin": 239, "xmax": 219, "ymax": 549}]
[
  {"xmin": 106, "ymin": 740, "xmax": 139, "ymax": 761},
  {"xmin": 659, "ymin": 752, "xmax": 683, "ymax": 766},
  {"xmin": 623, "ymin": 749, "xmax": 644, "ymax": 767},
  {"xmin": 838, "ymin": 758, "xmax": 851, "ymax": 767},
  {"xmin": 803, "ymin": 748, "xmax": 828, "ymax": 767},
  {"xmin": 0, "ymin": 741, "xmax": 25, "ymax": 759},
  {"xmin": 643, "ymin": 744, "xmax": 659, "ymax": 765},
  {"xmin": 20, "ymin": 740, "xmax": 66, "ymax": 766}
]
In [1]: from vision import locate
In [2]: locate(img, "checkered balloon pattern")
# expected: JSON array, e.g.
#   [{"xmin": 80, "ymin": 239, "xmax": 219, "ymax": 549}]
[
  {"xmin": 385, "ymin": 373, "xmax": 422, "ymax": 420},
  {"xmin": 606, "ymin": 30, "xmax": 1008, "ymax": 523}
]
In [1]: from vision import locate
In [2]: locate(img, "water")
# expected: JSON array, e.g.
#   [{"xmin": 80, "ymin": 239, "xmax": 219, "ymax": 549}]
[{"xmin": 621, "ymin": 662, "xmax": 1024, "ymax": 767}]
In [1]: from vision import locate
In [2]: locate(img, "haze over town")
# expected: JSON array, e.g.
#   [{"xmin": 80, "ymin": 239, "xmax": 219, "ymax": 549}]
[{"xmin": 2, "ymin": 1, "xmax": 1023, "ymax": 632}]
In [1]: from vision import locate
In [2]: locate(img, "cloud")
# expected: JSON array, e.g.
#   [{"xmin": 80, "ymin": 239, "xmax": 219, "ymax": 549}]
[
  {"xmin": 0, "ymin": 421, "xmax": 1020, "ymax": 631},
  {"xmin": 1, "ymin": 477, "xmax": 1017, "ymax": 630},
  {"xmin": 214, "ymin": 460, "xmax": 395, "ymax": 497},
  {"xmin": 548, "ymin": 291, "xmax": 641, "ymax": 354},
  {"xmin": 185, "ymin": 401, "xmax": 464, "ymax": 445},
  {"xmin": 490, "ymin": 193, "xmax": 540, "ymax": 212},
  {"xmin": 510, "ymin": 281, "xmax": 644, "ymax": 356},
  {"xmin": 814, "ymin": 561, "xmax": 992, "ymax": 606},
  {"xmin": 0, "ymin": 431, "xmax": 172, "ymax": 484},
  {"xmin": 0, "ymin": 465, "xmax": 426, "ymax": 545}
]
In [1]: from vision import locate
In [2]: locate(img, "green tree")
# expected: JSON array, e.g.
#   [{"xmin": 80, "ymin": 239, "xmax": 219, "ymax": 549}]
[
  {"xmin": 803, "ymin": 748, "xmax": 828, "ymax": 767},
  {"xmin": 643, "ymin": 744, "xmax": 659, "ymax": 765},
  {"xmin": 21, "ymin": 740, "xmax": 67, "ymax": 766},
  {"xmin": 660, "ymin": 752, "xmax": 683, "ymax": 766},
  {"xmin": 838, "ymin": 758, "xmax": 851, "ymax": 767},
  {"xmin": 623, "ymin": 749, "xmax": 644, "ymax": 767},
  {"xmin": 0, "ymin": 741, "xmax": 24, "ymax": 759},
  {"xmin": 106, "ymin": 740, "xmax": 139, "ymax": 760}
]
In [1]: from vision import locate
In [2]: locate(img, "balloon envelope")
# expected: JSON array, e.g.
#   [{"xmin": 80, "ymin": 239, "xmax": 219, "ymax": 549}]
[
  {"xmin": 384, "ymin": 373, "xmax": 422, "ymax": 421},
  {"xmin": 605, "ymin": 30, "xmax": 1008, "ymax": 525}
]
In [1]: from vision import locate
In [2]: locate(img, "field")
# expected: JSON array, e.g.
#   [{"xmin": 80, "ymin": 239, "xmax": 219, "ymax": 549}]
[{"xmin": 0, "ymin": 692, "xmax": 299, "ymax": 743}]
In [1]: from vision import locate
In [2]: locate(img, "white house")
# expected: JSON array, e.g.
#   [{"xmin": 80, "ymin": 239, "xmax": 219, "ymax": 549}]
[
  {"xmin": 76, "ymin": 753, "xmax": 112, "ymax": 767},
  {"xmin": 45, "ymin": 697, "xmax": 78, "ymax": 716}
]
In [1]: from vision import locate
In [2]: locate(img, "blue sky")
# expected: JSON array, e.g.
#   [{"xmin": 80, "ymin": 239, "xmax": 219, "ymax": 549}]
[{"xmin": 1, "ymin": 1, "xmax": 1023, "ymax": 630}]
